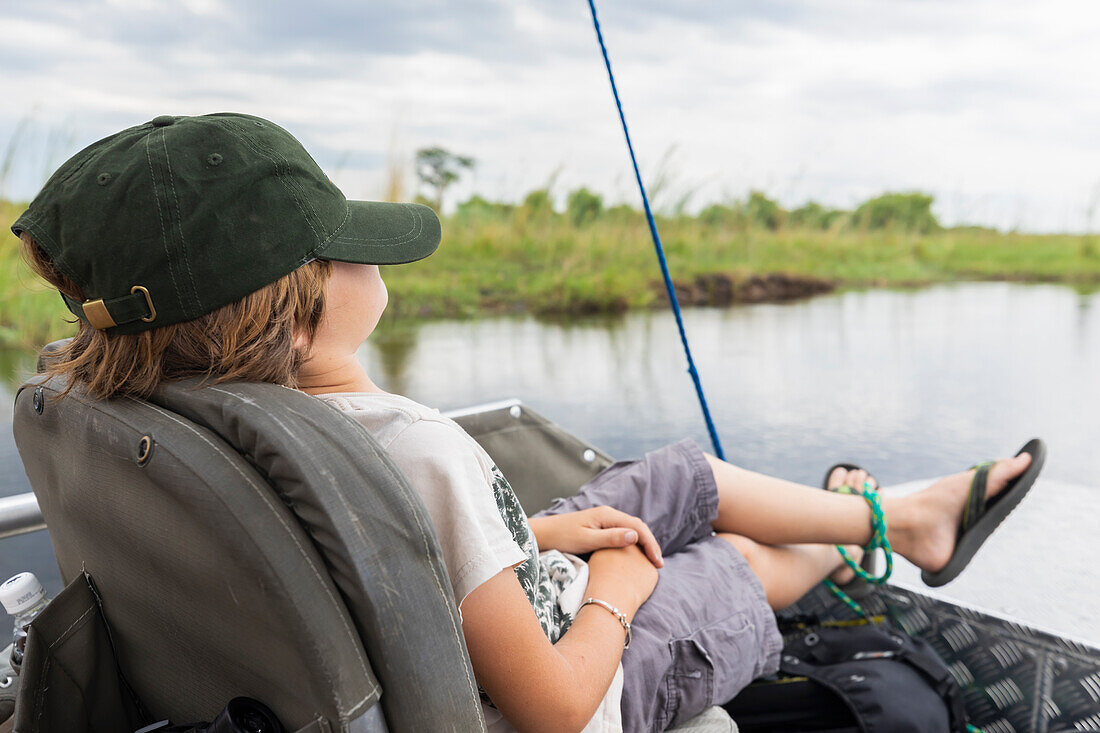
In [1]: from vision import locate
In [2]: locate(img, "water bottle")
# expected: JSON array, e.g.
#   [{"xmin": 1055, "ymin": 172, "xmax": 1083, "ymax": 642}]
[{"xmin": 0, "ymin": 572, "xmax": 50, "ymax": 675}]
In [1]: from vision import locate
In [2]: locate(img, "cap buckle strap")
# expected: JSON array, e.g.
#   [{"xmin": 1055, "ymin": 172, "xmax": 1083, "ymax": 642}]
[
  {"xmin": 62, "ymin": 286, "xmax": 156, "ymax": 330},
  {"xmin": 81, "ymin": 299, "xmax": 116, "ymax": 329}
]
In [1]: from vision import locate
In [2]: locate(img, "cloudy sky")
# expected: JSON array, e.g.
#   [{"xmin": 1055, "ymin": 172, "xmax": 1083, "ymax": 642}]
[{"xmin": 2, "ymin": 0, "xmax": 1099, "ymax": 231}]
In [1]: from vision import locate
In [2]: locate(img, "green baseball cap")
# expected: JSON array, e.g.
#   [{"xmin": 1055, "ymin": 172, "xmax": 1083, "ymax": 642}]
[{"xmin": 11, "ymin": 112, "xmax": 441, "ymax": 334}]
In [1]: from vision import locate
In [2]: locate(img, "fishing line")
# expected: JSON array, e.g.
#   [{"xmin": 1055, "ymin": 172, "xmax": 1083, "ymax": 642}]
[{"xmin": 584, "ymin": 0, "xmax": 726, "ymax": 459}]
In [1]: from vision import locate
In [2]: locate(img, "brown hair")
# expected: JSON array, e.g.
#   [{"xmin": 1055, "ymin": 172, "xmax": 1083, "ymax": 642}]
[{"xmin": 20, "ymin": 233, "xmax": 333, "ymax": 400}]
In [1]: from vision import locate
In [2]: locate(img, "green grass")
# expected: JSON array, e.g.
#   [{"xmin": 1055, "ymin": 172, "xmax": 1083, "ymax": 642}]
[
  {"xmin": 2, "ymin": 199, "xmax": 1099, "ymax": 349},
  {"xmin": 379, "ymin": 213, "xmax": 1100, "ymax": 318},
  {"xmin": 1, "ymin": 200, "xmax": 81, "ymax": 348}
]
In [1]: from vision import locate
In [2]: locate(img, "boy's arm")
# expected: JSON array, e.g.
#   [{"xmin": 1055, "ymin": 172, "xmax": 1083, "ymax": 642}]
[{"xmin": 461, "ymin": 544, "xmax": 658, "ymax": 733}]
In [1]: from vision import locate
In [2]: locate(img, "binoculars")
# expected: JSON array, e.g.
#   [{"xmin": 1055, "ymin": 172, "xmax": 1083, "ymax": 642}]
[{"xmin": 135, "ymin": 697, "xmax": 284, "ymax": 733}]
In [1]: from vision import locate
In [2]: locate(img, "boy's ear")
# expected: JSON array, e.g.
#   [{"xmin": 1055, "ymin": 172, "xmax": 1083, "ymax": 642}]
[{"xmin": 291, "ymin": 328, "xmax": 311, "ymax": 352}]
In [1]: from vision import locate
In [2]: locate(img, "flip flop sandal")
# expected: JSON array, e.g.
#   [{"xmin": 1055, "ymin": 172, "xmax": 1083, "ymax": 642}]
[
  {"xmin": 822, "ymin": 462, "xmax": 882, "ymax": 600},
  {"xmin": 921, "ymin": 438, "xmax": 1046, "ymax": 588}
]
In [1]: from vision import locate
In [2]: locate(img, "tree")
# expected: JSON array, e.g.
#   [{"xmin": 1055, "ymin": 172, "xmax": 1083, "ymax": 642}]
[{"xmin": 415, "ymin": 147, "xmax": 474, "ymax": 210}]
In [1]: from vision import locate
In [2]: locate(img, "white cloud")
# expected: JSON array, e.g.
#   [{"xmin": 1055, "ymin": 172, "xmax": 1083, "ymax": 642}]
[{"xmin": 2, "ymin": 0, "xmax": 1099, "ymax": 231}]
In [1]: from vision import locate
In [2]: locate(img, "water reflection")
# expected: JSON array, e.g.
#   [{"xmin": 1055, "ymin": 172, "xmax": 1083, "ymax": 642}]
[{"xmin": 362, "ymin": 282, "xmax": 1099, "ymax": 487}]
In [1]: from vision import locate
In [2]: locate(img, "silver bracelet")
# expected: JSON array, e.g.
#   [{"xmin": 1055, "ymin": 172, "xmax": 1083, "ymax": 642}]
[{"xmin": 581, "ymin": 597, "xmax": 632, "ymax": 649}]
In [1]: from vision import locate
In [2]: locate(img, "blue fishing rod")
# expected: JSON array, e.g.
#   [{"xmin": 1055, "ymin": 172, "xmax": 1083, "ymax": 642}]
[{"xmin": 584, "ymin": 0, "xmax": 726, "ymax": 460}]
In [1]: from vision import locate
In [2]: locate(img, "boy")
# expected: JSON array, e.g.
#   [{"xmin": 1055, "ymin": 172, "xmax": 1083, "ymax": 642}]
[{"xmin": 13, "ymin": 113, "xmax": 1042, "ymax": 732}]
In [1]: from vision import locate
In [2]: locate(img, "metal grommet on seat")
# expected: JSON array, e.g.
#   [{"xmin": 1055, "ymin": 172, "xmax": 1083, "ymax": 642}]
[
  {"xmin": 32, "ymin": 386, "xmax": 44, "ymax": 414},
  {"xmin": 137, "ymin": 435, "xmax": 153, "ymax": 465},
  {"xmin": 0, "ymin": 674, "xmax": 12, "ymax": 688},
  {"xmin": 804, "ymin": 632, "xmax": 820, "ymax": 647}
]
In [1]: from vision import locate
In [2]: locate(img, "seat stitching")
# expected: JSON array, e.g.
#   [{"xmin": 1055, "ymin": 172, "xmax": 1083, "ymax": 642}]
[
  {"xmin": 47, "ymin": 604, "xmax": 95, "ymax": 650},
  {"xmin": 130, "ymin": 399, "xmax": 379, "ymax": 702}
]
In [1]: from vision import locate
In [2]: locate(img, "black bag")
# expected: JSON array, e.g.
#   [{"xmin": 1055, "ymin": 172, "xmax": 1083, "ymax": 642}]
[{"xmin": 724, "ymin": 617, "xmax": 969, "ymax": 733}]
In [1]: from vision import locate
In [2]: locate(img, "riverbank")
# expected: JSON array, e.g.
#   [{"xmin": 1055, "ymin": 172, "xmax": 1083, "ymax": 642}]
[{"xmin": 3, "ymin": 198, "xmax": 1099, "ymax": 346}]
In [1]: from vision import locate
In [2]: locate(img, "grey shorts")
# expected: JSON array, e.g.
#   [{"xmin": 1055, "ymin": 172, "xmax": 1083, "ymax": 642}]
[{"xmin": 533, "ymin": 439, "xmax": 782, "ymax": 732}]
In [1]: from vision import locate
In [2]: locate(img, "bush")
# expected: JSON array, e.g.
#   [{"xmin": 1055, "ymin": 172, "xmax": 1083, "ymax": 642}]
[
  {"xmin": 521, "ymin": 189, "xmax": 555, "ymax": 218},
  {"xmin": 698, "ymin": 203, "xmax": 745, "ymax": 229},
  {"xmin": 566, "ymin": 187, "xmax": 603, "ymax": 227},
  {"xmin": 455, "ymin": 195, "xmax": 512, "ymax": 222},
  {"xmin": 603, "ymin": 203, "xmax": 641, "ymax": 224},
  {"xmin": 745, "ymin": 191, "xmax": 784, "ymax": 231},
  {"xmin": 853, "ymin": 192, "xmax": 940, "ymax": 233},
  {"xmin": 789, "ymin": 201, "xmax": 844, "ymax": 230}
]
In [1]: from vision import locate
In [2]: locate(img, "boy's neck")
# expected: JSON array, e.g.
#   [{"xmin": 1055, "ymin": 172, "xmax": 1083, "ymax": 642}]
[{"xmin": 297, "ymin": 353, "xmax": 384, "ymax": 396}]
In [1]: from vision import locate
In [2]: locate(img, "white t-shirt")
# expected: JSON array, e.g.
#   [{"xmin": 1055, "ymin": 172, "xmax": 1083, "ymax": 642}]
[{"xmin": 317, "ymin": 391, "xmax": 623, "ymax": 733}]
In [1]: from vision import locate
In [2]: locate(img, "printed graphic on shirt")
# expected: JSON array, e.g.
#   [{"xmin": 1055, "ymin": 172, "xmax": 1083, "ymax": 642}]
[{"xmin": 488, "ymin": 465, "xmax": 574, "ymax": 643}]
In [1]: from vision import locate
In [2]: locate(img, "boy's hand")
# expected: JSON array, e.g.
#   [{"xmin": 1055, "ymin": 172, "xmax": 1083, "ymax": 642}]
[
  {"xmin": 586, "ymin": 544, "xmax": 661, "ymax": 617},
  {"xmin": 528, "ymin": 507, "xmax": 664, "ymax": 568}
]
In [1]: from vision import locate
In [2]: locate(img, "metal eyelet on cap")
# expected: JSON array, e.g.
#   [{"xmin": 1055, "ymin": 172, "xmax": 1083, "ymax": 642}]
[
  {"xmin": 131, "ymin": 285, "xmax": 156, "ymax": 322},
  {"xmin": 97, "ymin": 172, "xmax": 112, "ymax": 185},
  {"xmin": 137, "ymin": 436, "xmax": 153, "ymax": 465},
  {"xmin": 206, "ymin": 153, "xmax": 222, "ymax": 166},
  {"xmin": 32, "ymin": 386, "xmax": 44, "ymax": 414}
]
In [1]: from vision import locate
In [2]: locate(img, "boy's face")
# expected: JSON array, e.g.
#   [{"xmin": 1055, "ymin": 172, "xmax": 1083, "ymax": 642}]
[{"xmin": 308, "ymin": 261, "xmax": 389, "ymax": 354}]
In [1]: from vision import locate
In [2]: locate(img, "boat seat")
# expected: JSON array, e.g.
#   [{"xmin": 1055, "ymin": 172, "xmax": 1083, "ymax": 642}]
[{"xmin": 11, "ymin": 339, "xmax": 736, "ymax": 732}]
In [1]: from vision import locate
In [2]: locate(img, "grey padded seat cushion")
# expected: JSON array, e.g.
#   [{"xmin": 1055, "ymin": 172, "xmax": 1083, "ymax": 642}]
[
  {"xmin": 14, "ymin": 347, "xmax": 735, "ymax": 732},
  {"xmin": 147, "ymin": 378, "xmax": 486, "ymax": 730},
  {"xmin": 14, "ymin": 374, "xmax": 484, "ymax": 732}
]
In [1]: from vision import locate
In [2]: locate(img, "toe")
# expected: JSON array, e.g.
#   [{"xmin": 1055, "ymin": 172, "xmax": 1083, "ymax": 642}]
[
  {"xmin": 828, "ymin": 466, "xmax": 849, "ymax": 490},
  {"xmin": 986, "ymin": 453, "xmax": 1032, "ymax": 499},
  {"xmin": 849, "ymin": 469, "xmax": 868, "ymax": 490}
]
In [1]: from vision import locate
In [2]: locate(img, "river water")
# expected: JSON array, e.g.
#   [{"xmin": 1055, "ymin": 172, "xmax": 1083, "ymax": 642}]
[{"xmin": 2, "ymin": 282, "xmax": 1097, "ymax": 640}]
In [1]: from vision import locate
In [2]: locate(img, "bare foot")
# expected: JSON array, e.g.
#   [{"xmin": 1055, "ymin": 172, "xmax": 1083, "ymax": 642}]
[
  {"xmin": 826, "ymin": 468, "xmax": 877, "ymax": 585},
  {"xmin": 894, "ymin": 453, "xmax": 1032, "ymax": 574},
  {"xmin": 829, "ymin": 545, "xmax": 863, "ymax": 585},
  {"xmin": 827, "ymin": 467, "xmax": 878, "ymax": 494}
]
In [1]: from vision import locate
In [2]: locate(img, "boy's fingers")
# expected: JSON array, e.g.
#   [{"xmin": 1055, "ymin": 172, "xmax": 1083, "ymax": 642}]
[
  {"xmin": 625, "ymin": 517, "xmax": 663, "ymax": 567},
  {"xmin": 593, "ymin": 528, "xmax": 635, "ymax": 548},
  {"xmin": 601, "ymin": 508, "xmax": 664, "ymax": 567}
]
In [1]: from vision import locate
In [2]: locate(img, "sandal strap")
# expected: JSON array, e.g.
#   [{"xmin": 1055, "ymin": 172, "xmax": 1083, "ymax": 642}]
[{"xmin": 962, "ymin": 461, "xmax": 994, "ymax": 533}]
